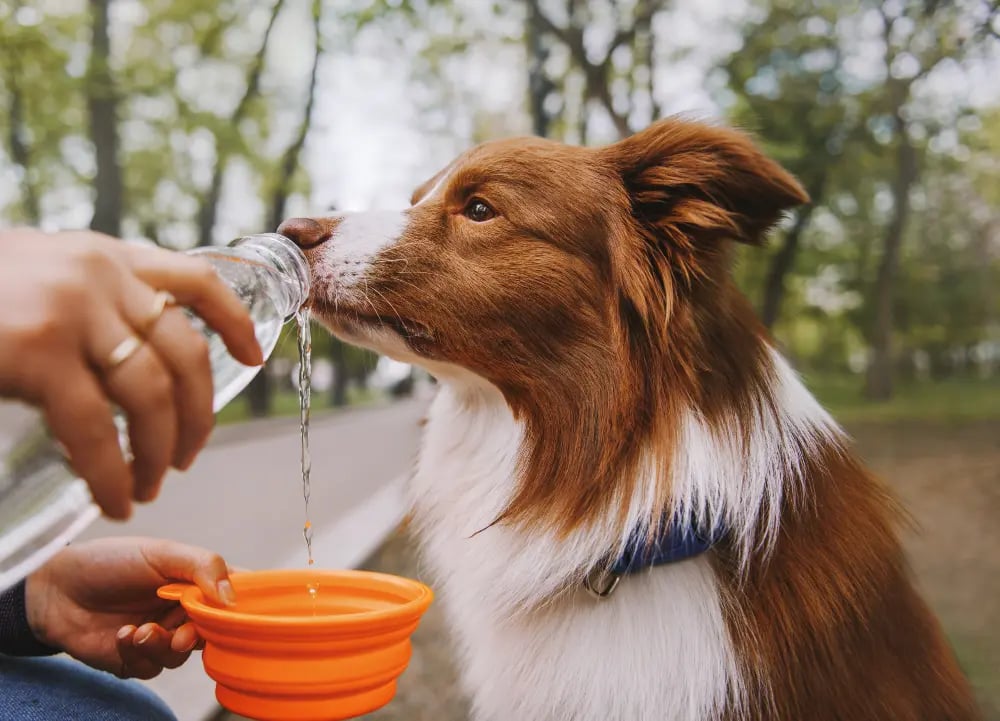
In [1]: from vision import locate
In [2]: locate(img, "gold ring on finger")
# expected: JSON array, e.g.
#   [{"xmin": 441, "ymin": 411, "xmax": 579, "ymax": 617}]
[
  {"xmin": 138, "ymin": 290, "xmax": 176, "ymax": 336},
  {"xmin": 104, "ymin": 335, "xmax": 143, "ymax": 371}
]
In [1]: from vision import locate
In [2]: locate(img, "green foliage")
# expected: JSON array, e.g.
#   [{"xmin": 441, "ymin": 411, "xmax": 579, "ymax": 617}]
[
  {"xmin": 806, "ymin": 373, "xmax": 1000, "ymax": 424},
  {"xmin": 0, "ymin": 0, "xmax": 997, "ymax": 410},
  {"xmin": 726, "ymin": 0, "xmax": 1000, "ymax": 382}
]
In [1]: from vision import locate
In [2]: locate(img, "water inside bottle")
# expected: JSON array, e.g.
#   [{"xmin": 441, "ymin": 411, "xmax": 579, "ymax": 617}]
[{"xmin": 188, "ymin": 244, "xmax": 300, "ymax": 413}]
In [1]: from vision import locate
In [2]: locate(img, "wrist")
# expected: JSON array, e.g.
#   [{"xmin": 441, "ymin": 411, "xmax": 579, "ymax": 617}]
[
  {"xmin": 0, "ymin": 577, "xmax": 61, "ymax": 656},
  {"xmin": 23, "ymin": 569, "xmax": 58, "ymax": 649}
]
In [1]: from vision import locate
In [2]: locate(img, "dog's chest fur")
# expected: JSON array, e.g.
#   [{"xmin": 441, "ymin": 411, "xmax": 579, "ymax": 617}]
[{"xmin": 408, "ymin": 384, "xmax": 742, "ymax": 721}]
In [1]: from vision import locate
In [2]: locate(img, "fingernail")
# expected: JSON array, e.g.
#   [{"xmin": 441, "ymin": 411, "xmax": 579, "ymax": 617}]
[
  {"xmin": 217, "ymin": 580, "xmax": 237, "ymax": 607},
  {"xmin": 135, "ymin": 629, "xmax": 153, "ymax": 645},
  {"xmin": 180, "ymin": 637, "xmax": 198, "ymax": 653},
  {"xmin": 117, "ymin": 627, "xmax": 133, "ymax": 641}
]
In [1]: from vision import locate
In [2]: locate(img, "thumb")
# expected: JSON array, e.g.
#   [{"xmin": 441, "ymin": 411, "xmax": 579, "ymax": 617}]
[{"xmin": 141, "ymin": 539, "xmax": 236, "ymax": 607}]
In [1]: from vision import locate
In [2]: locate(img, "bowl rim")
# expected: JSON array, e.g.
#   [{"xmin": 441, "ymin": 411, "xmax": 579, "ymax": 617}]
[{"xmin": 171, "ymin": 568, "xmax": 433, "ymax": 631}]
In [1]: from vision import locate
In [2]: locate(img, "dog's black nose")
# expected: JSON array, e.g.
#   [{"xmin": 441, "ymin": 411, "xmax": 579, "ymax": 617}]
[{"xmin": 277, "ymin": 217, "xmax": 332, "ymax": 249}]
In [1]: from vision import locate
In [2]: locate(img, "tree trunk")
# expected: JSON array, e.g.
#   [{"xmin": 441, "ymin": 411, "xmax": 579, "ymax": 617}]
[
  {"xmin": 87, "ymin": 0, "xmax": 123, "ymax": 237},
  {"xmin": 329, "ymin": 341, "xmax": 348, "ymax": 408},
  {"xmin": 526, "ymin": 0, "xmax": 553, "ymax": 138},
  {"xmin": 245, "ymin": 372, "xmax": 272, "ymax": 418},
  {"xmin": 639, "ymin": 5, "xmax": 660, "ymax": 122},
  {"xmin": 6, "ymin": 71, "xmax": 40, "ymax": 223},
  {"xmin": 266, "ymin": 0, "xmax": 321, "ymax": 231},
  {"xmin": 197, "ymin": 0, "xmax": 286, "ymax": 246},
  {"xmin": 240, "ymin": 0, "xmax": 321, "ymax": 419},
  {"xmin": 760, "ymin": 204, "xmax": 814, "ymax": 330},
  {"xmin": 865, "ymin": 128, "xmax": 918, "ymax": 401},
  {"xmin": 527, "ymin": 0, "xmax": 633, "ymax": 139}
]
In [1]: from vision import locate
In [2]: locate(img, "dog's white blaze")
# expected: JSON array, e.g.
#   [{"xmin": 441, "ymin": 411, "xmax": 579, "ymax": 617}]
[{"xmin": 310, "ymin": 210, "xmax": 407, "ymax": 294}]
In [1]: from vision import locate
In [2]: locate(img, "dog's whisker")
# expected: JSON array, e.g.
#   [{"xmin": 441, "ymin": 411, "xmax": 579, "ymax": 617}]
[{"xmin": 368, "ymin": 285, "xmax": 409, "ymax": 333}]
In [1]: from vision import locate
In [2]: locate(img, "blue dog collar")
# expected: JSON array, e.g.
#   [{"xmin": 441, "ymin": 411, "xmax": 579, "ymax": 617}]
[{"xmin": 585, "ymin": 516, "xmax": 726, "ymax": 598}]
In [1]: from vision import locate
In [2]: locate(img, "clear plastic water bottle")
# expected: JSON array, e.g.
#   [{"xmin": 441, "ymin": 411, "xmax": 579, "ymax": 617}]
[{"xmin": 0, "ymin": 233, "xmax": 310, "ymax": 591}]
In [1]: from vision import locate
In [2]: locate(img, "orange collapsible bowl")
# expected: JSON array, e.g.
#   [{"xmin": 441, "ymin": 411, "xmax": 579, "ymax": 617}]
[{"xmin": 157, "ymin": 569, "xmax": 433, "ymax": 721}]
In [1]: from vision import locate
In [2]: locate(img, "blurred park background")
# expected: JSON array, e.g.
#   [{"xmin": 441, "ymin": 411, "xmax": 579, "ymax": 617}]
[{"xmin": 1, "ymin": 0, "xmax": 998, "ymax": 718}]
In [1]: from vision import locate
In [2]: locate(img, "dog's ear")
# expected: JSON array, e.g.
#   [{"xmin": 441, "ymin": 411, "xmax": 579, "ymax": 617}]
[{"xmin": 603, "ymin": 118, "xmax": 808, "ymax": 248}]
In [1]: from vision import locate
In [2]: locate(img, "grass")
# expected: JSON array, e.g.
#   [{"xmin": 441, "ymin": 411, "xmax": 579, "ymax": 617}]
[
  {"xmin": 213, "ymin": 373, "xmax": 999, "ymax": 428},
  {"xmin": 804, "ymin": 373, "xmax": 1000, "ymax": 425},
  {"xmin": 951, "ymin": 635, "xmax": 1000, "ymax": 721}
]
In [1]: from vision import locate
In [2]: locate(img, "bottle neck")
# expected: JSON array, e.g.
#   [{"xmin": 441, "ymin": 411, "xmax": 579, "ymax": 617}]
[{"xmin": 230, "ymin": 233, "xmax": 311, "ymax": 318}]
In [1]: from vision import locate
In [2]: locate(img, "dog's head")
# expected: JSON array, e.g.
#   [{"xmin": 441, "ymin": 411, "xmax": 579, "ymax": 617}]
[
  {"xmin": 283, "ymin": 118, "xmax": 805, "ymax": 385},
  {"xmin": 282, "ymin": 118, "xmax": 807, "ymax": 528}
]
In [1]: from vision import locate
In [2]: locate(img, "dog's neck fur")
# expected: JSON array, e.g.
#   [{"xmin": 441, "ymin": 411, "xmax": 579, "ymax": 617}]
[
  {"xmin": 409, "ymin": 376, "xmax": 743, "ymax": 721},
  {"xmin": 407, "ymin": 350, "xmax": 979, "ymax": 721},
  {"xmin": 411, "ymin": 346, "xmax": 839, "ymax": 611},
  {"xmin": 406, "ymin": 348, "xmax": 814, "ymax": 720}
]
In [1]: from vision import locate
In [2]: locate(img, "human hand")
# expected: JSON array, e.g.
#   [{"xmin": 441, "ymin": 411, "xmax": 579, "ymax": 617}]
[
  {"xmin": 24, "ymin": 537, "xmax": 236, "ymax": 680},
  {"xmin": 0, "ymin": 228, "xmax": 263, "ymax": 518}
]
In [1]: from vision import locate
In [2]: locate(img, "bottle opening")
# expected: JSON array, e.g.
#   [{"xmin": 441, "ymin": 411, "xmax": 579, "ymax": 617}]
[{"xmin": 230, "ymin": 233, "xmax": 311, "ymax": 318}]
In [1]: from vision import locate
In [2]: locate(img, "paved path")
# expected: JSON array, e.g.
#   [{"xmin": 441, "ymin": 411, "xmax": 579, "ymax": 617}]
[{"xmin": 79, "ymin": 398, "xmax": 429, "ymax": 720}]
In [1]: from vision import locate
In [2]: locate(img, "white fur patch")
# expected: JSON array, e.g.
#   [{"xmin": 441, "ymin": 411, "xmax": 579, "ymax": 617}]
[
  {"xmin": 410, "ymin": 382, "xmax": 742, "ymax": 721},
  {"xmin": 668, "ymin": 348, "xmax": 842, "ymax": 568},
  {"xmin": 309, "ymin": 210, "xmax": 407, "ymax": 298}
]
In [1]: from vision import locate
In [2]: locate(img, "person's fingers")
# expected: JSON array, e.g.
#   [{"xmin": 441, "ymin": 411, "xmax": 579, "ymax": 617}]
[
  {"xmin": 119, "ymin": 244, "xmax": 263, "ymax": 366},
  {"xmin": 115, "ymin": 625, "xmax": 163, "ymax": 680},
  {"xmin": 41, "ymin": 365, "xmax": 132, "ymax": 519},
  {"xmin": 140, "ymin": 539, "xmax": 235, "ymax": 607},
  {"xmin": 87, "ymin": 311, "xmax": 177, "ymax": 503},
  {"xmin": 131, "ymin": 623, "xmax": 191, "ymax": 671},
  {"xmin": 170, "ymin": 622, "xmax": 200, "ymax": 654},
  {"xmin": 120, "ymin": 278, "xmax": 214, "ymax": 470}
]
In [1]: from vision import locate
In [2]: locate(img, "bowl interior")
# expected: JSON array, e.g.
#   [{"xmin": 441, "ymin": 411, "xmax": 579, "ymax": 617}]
[
  {"xmin": 232, "ymin": 576, "xmax": 413, "ymax": 616},
  {"xmin": 176, "ymin": 569, "xmax": 432, "ymax": 631}
]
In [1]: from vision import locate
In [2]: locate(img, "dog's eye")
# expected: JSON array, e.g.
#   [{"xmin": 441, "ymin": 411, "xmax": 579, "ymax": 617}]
[{"xmin": 462, "ymin": 199, "xmax": 496, "ymax": 222}]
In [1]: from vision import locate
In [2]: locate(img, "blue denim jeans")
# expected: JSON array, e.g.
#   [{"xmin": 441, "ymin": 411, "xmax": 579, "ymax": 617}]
[{"xmin": 0, "ymin": 655, "xmax": 177, "ymax": 721}]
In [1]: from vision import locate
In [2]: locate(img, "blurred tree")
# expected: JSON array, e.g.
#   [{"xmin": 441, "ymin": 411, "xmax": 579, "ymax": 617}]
[
  {"xmin": 0, "ymin": 2, "xmax": 85, "ymax": 226},
  {"xmin": 246, "ymin": 0, "xmax": 323, "ymax": 418},
  {"xmin": 526, "ymin": 0, "xmax": 556, "ymax": 137},
  {"xmin": 2, "ymin": 0, "xmax": 998, "ymax": 417},
  {"xmin": 864, "ymin": 0, "xmax": 996, "ymax": 399},
  {"xmin": 726, "ymin": 0, "xmax": 861, "ymax": 329},
  {"xmin": 87, "ymin": 0, "xmax": 122, "ymax": 237},
  {"xmin": 524, "ymin": 0, "xmax": 667, "ymax": 141},
  {"xmin": 3, "ymin": 57, "xmax": 38, "ymax": 223},
  {"xmin": 892, "ymin": 110, "xmax": 1000, "ymax": 378},
  {"xmin": 266, "ymin": 0, "xmax": 321, "ymax": 234},
  {"xmin": 196, "ymin": 0, "xmax": 286, "ymax": 247},
  {"xmin": 3, "ymin": 7, "xmax": 40, "ymax": 225}
]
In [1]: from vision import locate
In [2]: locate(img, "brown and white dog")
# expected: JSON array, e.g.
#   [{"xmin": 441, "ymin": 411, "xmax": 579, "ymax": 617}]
[{"xmin": 278, "ymin": 119, "xmax": 979, "ymax": 721}]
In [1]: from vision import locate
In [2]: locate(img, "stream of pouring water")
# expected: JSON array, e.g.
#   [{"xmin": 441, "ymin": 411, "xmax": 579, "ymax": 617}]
[{"xmin": 296, "ymin": 309, "xmax": 319, "ymax": 610}]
